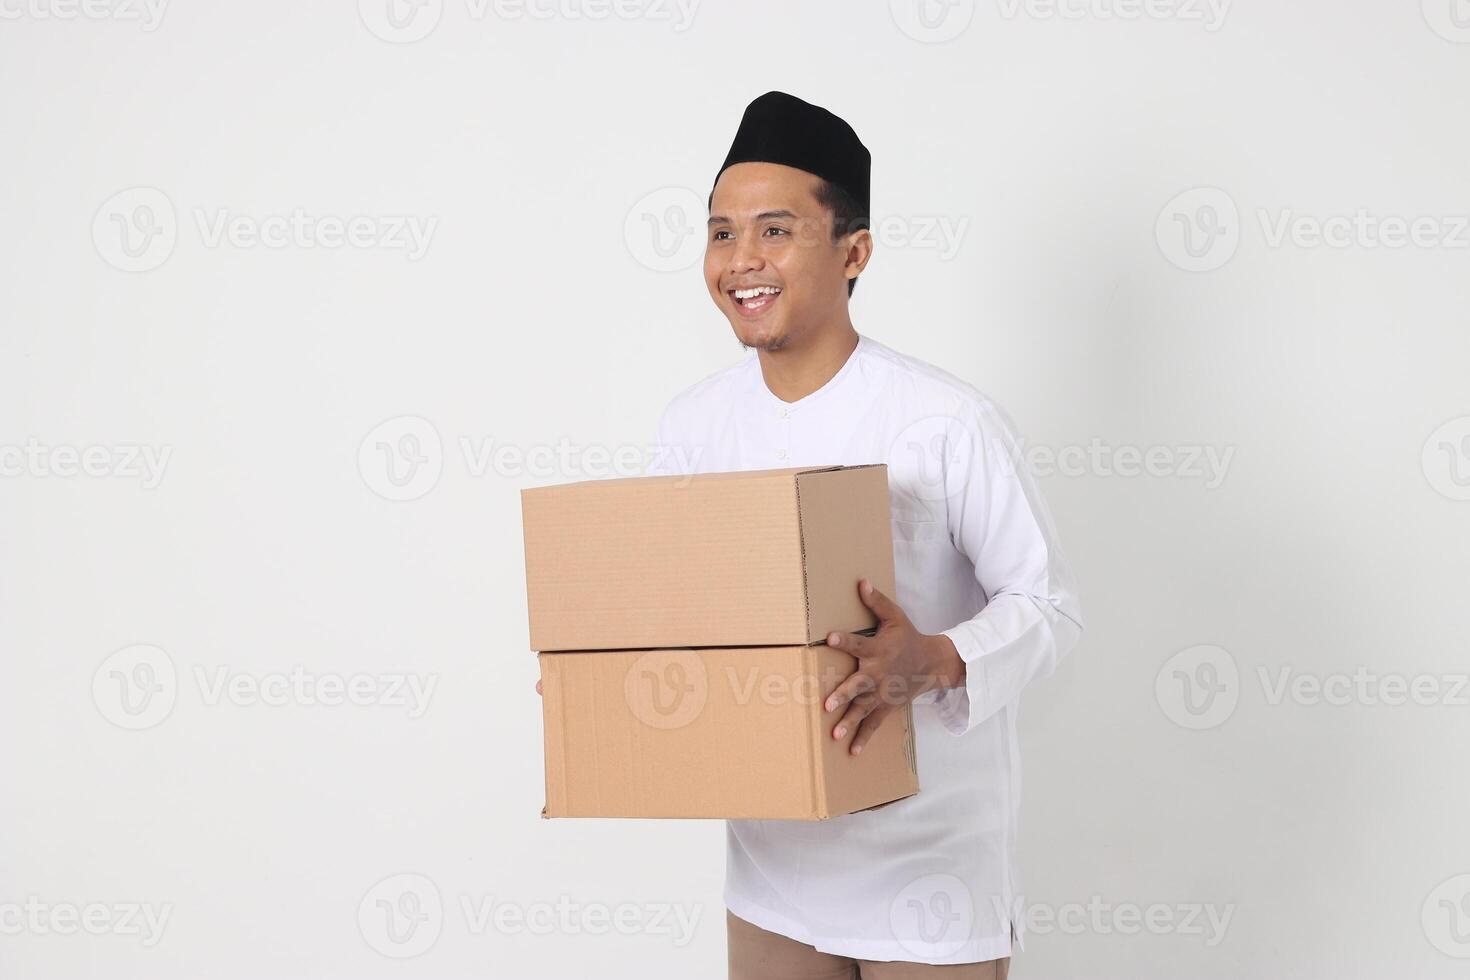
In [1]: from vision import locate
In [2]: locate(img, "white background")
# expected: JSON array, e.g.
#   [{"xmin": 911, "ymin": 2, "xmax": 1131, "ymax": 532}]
[{"xmin": 3, "ymin": 1, "xmax": 1469, "ymax": 977}]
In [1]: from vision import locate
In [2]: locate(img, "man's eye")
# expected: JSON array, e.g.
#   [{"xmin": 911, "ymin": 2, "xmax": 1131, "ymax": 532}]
[
  {"xmin": 765, "ymin": 227, "xmax": 789, "ymax": 237},
  {"xmin": 712, "ymin": 230, "xmax": 731, "ymax": 241}
]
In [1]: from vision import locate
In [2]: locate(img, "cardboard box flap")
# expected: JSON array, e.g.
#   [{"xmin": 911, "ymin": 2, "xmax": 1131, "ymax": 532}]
[{"xmin": 795, "ymin": 466, "xmax": 897, "ymax": 644}]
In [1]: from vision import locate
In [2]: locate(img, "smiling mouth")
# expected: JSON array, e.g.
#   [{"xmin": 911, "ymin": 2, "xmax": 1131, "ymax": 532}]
[{"xmin": 729, "ymin": 286, "xmax": 782, "ymax": 316}]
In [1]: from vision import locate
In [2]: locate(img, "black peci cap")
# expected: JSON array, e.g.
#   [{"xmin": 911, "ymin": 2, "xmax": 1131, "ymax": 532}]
[{"xmin": 709, "ymin": 90, "xmax": 871, "ymax": 228}]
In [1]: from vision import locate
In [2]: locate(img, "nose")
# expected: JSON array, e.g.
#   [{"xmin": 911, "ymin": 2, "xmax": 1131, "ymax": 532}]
[{"xmin": 728, "ymin": 236, "xmax": 765, "ymax": 277}]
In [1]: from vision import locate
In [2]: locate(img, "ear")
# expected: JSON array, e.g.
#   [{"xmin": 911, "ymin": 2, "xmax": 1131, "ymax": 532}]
[{"xmin": 843, "ymin": 227, "xmax": 873, "ymax": 283}]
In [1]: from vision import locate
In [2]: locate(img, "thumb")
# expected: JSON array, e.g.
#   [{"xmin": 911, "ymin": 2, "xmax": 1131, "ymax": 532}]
[{"xmin": 858, "ymin": 578, "xmax": 904, "ymax": 626}]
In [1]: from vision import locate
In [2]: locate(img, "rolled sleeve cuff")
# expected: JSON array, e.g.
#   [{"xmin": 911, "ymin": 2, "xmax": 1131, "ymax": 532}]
[
  {"xmin": 932, "ymin": 598, "xmax": 1084, "ymax": 737},
  {"xmin": 931, "ymin": 627, "xmax": 982, "ymax": 735}
]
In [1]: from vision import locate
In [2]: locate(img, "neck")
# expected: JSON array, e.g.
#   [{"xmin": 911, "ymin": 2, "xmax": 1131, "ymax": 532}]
[{"xmin": 755, "ymin": 321, "xmax": 860, "ymax": 403}]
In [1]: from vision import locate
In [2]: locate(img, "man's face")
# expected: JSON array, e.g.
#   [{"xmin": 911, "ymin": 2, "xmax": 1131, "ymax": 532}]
[{"xmin": 704, "ymin": 162, "xmax": 860, "ymax": 352}]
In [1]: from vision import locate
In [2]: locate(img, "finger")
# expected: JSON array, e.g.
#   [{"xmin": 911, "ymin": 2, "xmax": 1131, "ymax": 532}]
[
  {"xmin": 850, "ymin": 704, "xmax": 893, "ymax": 756},
  {"xmin": 825, "ymin": 670, "xmax": 876, "ymax": 715},
  {"xmin": 834, "ymin": 692, "xmax": 878, "ymax": 741},
  {"xmin": 535, "ymin": 678, "xmax": 543, "ymax": 696},
  {"xmin": 858, "ymin": 578, "xmax": 905, "ymax": 626},
  {"xmin": 826, "ymin": 630, "xmax": 870, "ymax": 659}
]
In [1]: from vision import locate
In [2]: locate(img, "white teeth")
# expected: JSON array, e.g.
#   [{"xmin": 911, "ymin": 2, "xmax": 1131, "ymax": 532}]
[{"xmin": 734, "ymin": 286, "xmax": 780, "ymax": 300}]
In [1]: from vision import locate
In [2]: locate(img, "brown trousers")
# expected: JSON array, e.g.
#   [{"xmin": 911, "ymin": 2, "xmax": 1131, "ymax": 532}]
[{"xmin": 727, "ymin": 910, "xmax": 1012, "ymax": 980}]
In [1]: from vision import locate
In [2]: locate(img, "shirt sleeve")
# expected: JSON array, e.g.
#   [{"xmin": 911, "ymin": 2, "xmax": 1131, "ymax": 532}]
[{"xmin": 928, "ymin": 399, "xmax": 1085, "ymax": 736}]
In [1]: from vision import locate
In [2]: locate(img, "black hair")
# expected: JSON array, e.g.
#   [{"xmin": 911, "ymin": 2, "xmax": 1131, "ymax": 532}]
[{"xmin": 813, "ymin": 177, "xmax": 868, "ymax": 298}]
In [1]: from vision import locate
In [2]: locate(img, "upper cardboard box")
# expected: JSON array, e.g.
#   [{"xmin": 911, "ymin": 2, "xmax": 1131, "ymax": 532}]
[{"xmin": 521, "ymin": 464, "xmax": 896, "ymax": 652}]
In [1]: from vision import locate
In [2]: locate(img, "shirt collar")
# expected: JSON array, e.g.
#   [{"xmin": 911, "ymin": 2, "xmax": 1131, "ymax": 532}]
[{"xmin": 748, "ymin": 333, "xmax": 867, "ymax": 412}]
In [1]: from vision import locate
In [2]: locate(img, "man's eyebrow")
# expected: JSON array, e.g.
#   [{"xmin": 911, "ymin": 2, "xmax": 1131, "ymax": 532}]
[{"xmin": 706, "ymin": 209, "xmax": 802, "ymax": 227}]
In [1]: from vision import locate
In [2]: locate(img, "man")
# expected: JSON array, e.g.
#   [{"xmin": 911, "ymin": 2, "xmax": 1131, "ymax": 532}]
[
  {"xmin": 659, "ymin": 91, "xmax": 1083, "ymax": 979},
  {"xmin": 540, "ymin": 91, "xmax": 1083, "ymax": 977}
]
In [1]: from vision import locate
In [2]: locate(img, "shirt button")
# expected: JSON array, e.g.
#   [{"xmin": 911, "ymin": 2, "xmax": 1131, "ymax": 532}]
[
  {"xmin": 776, "ymin": 449, "xmax": 788, "ymax": 459},
  {"xmin": 778, "ymin": 408, "xmax": 790, "ymax": 419}
]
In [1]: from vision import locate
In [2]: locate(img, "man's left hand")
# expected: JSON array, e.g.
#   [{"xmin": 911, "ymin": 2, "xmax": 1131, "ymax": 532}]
[{"xmin": 824, "ymin": 577, "xmax": 967, "ymax": 755}]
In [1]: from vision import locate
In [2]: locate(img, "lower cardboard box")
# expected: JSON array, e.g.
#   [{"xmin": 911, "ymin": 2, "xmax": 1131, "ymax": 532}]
[{"xmin": 538, "ymin": 645, "xmax": 920, "ymax": 820}]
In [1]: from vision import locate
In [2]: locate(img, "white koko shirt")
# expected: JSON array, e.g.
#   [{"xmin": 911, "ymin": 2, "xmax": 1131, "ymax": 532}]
[{"xmin": 647, "ymin": 332, "xmax": 1084, "ymax": 965}]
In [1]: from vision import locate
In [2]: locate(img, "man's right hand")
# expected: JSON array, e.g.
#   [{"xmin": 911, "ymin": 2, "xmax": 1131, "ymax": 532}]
[{"xmin": 535, "ymin": 679, "xmax": 542, "ymax": 696}]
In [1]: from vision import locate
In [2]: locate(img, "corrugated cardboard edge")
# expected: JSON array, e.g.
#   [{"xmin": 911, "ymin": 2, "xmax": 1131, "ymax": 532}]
[
  {"xmin": 520, "ymin": 488, "xmax": 538, "ymax": 653},
  {"xmin": 801, "ymin": 644, "xmax": 829, "ymax": 819},
  {"xmin": 793, "ymin": 464, "xmax": 893, "ymax": 644},
  {"xmin": 793, "ymin": 478, "xmax": 814, "ymax": 658},
  {"xmin": 538, "ymin": 652, "xmax": 559, "ymax": 818},
  {"xmin": 791, "ymin": 464, "xmax": 859, "ymax": 649}
]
